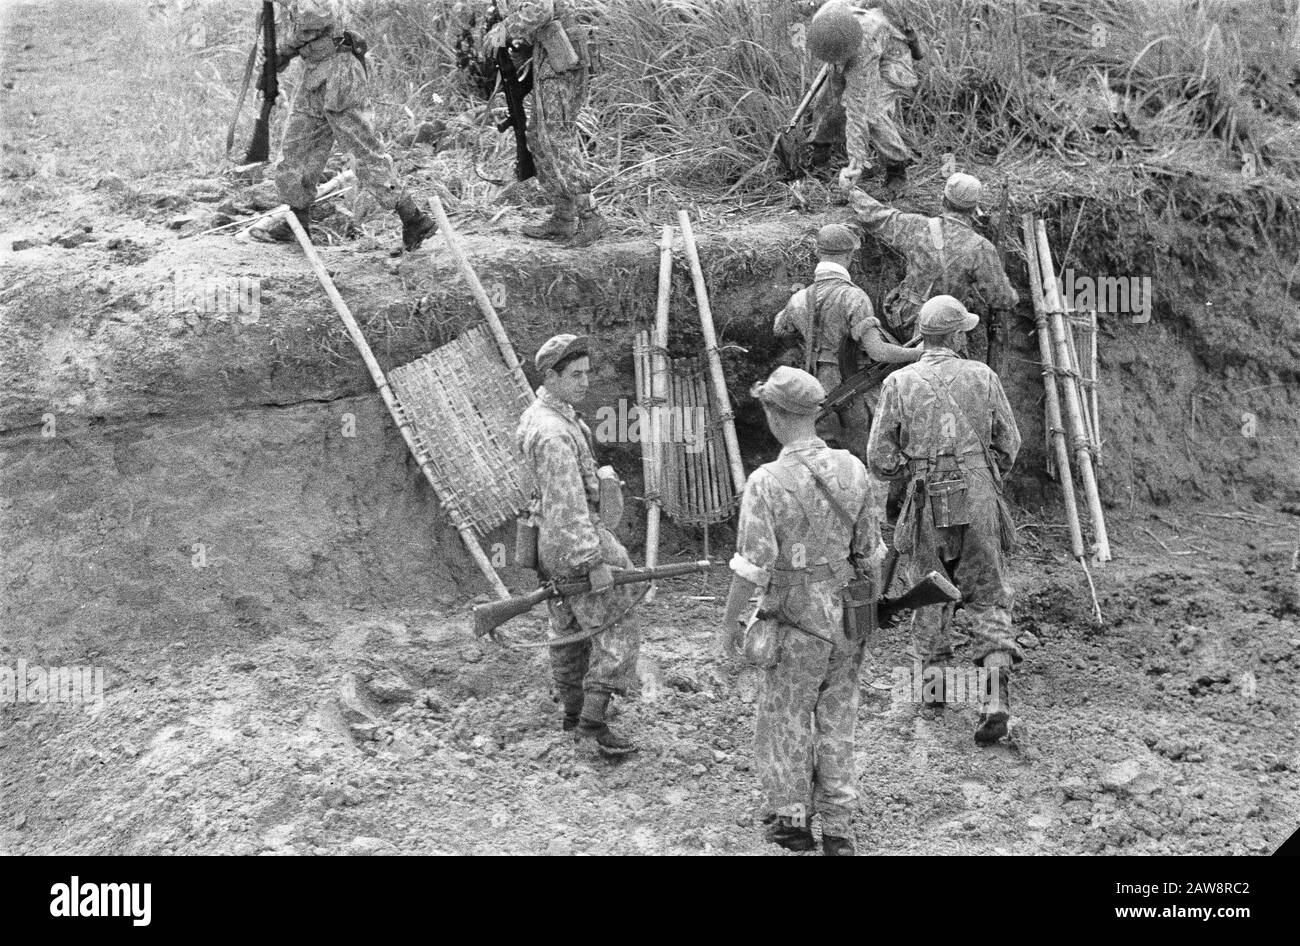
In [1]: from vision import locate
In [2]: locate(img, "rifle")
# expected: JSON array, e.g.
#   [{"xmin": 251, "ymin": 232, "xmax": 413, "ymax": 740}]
[
  {"xmin": 493, "ymin": 46, "xmax": 537, "ymax": 182},
  {"xmin": 226, "ymin": 7, "xmax": 263, "ymax": 158},
  {"xmin": 244, "ymin": 1, "xmax": 278, "ymax": 165},
  {"xmin": 816, "ymin": 338, "xmax": 922, "ymax": 422},
  {"xmin": 761, "ymin": 567, "xmax": 956, "ymax": 642},
  {"xmin": 473, "ymin": 560, "xmax": 717, "ymax": 638},
  {"xmin": 878, "ymin": 569, "xmax": 960, "ymax": 628},
  {"xmin": 771, "ymin": 63, "xmax": 830, "ymax": 173}
]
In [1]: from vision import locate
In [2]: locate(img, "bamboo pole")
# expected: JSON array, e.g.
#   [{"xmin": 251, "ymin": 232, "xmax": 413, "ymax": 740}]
[
  {"xmin": 1089, "ymin": 309, "xmax": 1101, "ymax": 457},
  {"xmin": 677, "ymin": 210, "xmax": 746, "ymax": 497},
  {"xmin": 1063, "ymin": 313, "xmax": 1095, "ymax": 456},
  {"xmin": 699, "ymin": 369, "xmax": 722, "ymax": 521},
  {"xmin": 426, "ymin": 196, "xmax": 532, "ymax": 401},
  {"xmin": 1022, "ymin": 215, "xmax": 1085, "ymax": 561},
  {"xmin": 1035, "ymin": 219, "xmax": 1112, "ymax": 563},
  {"xmin": 284, "ymin": 212, "xmax": 510, "ymax": 600},
  {"xmin": 643, "ymin": 225, "xmax": 675, "ymax": 599}
]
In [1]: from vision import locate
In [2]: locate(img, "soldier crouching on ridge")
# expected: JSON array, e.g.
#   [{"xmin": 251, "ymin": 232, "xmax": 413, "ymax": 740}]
[
  {"xmin": 251, "ymin": 0, "xmax": 438, "ymax": 253},
  {"xmin": 799, "ymin": 0, "xmax": 923, "ymax": 196},
  {"xmin": 866, "ymin": 296, "xmax": 1022, "ymax": 744},
  {"xmin": 721, "ymin": 366, "xmax": 885, "ymax": 856},
  {"xmin": 516, "ymin": 335, "xmax": 646, "ymax": 756}
]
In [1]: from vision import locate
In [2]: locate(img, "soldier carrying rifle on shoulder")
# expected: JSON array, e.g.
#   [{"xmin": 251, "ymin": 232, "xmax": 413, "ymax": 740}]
[{"xmin": 249, "ymin": 0, "xmax": 438, "ymax": 253}]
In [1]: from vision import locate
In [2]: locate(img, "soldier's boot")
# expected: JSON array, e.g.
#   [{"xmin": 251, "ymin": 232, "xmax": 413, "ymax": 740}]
[
  {"xmin": 559, "ymin": 687, "xmax": 585, "ymax": 732},
  {"xmin": 252, "ymin": 206, "xmax": 311, "ymax": 244},
  {"xmin": 881, "ymin": 160, "xmax": 910, "ymax": 198},
  {"xmin": 394, "ymin": 195, "xmax": 438, "ymax": 252},
  {"xmin": 521, "ymin": 198, "xmax": 576, "ymax": 241},
  {"xmin": 763, "ymin": 815, "xmax": 815, "ymax": 852},
  {"xmin": 975, "ymin": 653, "xmax": 1012, "ymax": 745},
  {"xmin": 568, "ymin": 194, "xmax": 607, "ymax": 247},
  {"xmin": 822, "ymin": 833, "xmax": 856, "ymax": 856},
  {"xmin": 574, "ymin": 690, "xmax": 637, "ymax": 755}
]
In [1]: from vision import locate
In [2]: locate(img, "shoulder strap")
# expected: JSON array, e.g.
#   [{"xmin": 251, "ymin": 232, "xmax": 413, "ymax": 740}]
[
  {"xmin": 788, "ymin": 451, "xmax": 858, "ymax": 533},
  {"xmin": 928, "ymin": 217, "xmax": 949, "ymax": 292},
  {"xmin": 918, "ymin": 373, "xmax": 1005, "ymax": 491},
  {"xmin": 803, "ymin": 282, "xmax": 823, "ymax": 374}
]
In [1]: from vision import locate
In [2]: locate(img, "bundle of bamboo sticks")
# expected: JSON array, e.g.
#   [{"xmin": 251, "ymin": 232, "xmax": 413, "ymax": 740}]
[{"xmin": 1022, "ymin": 214, "xmax": 1110, "ymax": 623}]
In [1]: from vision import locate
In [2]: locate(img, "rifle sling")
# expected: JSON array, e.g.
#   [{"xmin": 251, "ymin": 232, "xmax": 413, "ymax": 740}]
[{"xmin": 226, "ymin": 8, "xmax": 263, "ymax": 156}]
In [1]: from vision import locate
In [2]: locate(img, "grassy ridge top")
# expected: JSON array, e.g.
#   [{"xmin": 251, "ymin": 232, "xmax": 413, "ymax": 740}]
[{"xmin": 11, "ymin": 0, "xmax": 1300, "ymax": 233}]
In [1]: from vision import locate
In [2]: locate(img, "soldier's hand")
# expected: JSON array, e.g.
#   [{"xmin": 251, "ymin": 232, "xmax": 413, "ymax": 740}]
[
  {"xmin": 483, "ymin": 21, "xmax": 508, "ymax": 55},
  {"xmin": 588, "ymin": 562, "xmax": 614, "ymax": 593},
  {"xmin": 838, "ymin": 161, "xmax": 863, "ymax": 192}
]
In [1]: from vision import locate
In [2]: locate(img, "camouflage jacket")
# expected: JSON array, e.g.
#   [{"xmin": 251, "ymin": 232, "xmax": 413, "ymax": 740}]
[
  {"xmin": 516, "ymin": 385, "xmax": 604, "ymax": 576},
  {"xmin": 731, "ymin": 438, "xmax": 885, "ymax": 594},
  {"xmin": 496, "ymin": 0, "xmax": 588, "ymax": 80},
  {"xmin": 866, "ymin": 348, "xmax": 1021, "ymax": 481},
  {"xmin": 840, "ymin": 6, "xmax": 918, "ymax": 165},
  {"xmin": 850, "ymin": 190, "xmax": 1019, "ymax": 321},
  {"xmin": 774, "ymin": 262, "xmax": 880, "ymax": 366},
  {"xmin": 276, "ymin": 1, "xmax": 342, "ymax": 66}
]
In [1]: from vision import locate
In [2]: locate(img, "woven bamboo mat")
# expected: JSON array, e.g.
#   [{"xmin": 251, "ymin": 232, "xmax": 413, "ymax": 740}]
[{"xmin": 388, "ymin": 326, "xmax": 534, "ymax": 537}]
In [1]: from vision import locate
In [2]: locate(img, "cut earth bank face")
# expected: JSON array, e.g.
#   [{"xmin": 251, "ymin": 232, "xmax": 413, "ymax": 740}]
[{"xmin": 2, "ymin": 210, "xmax": 1297, "ymax": 660}]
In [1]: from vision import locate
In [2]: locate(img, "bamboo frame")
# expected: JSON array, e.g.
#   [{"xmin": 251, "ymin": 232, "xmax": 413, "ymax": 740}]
[
  {"xmin": 285, "ymin": 212, "xmax": 510, "ymax": 599},
  {"xmin": 676, "ymin": 211, "xmax": 747, "ymax": 497},
  {"xmin": 1035, "ymin": 219, "xmax": 1112, "ymax": 563},
  {"xmin": 427, "ymin": 196, "xmax": 532, "ymax": 400},
  {"xmin": 1022, "ymin": 215, "xmax": 1085, "ymax": 561},
  {"xmin": 643, "ymin": 225, "xmax": 675, "ymax": 599}
]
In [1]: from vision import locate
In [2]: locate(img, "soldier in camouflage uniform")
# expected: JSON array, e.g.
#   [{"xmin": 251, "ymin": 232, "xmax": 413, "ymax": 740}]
[
  {"xmin": 799, "ymin": 1, "xmax": 923, "ymax": 196},
  {"xmin": 721, "ymin": 366, "xmax": 886, "ymax": 855},
  {"xmin": 774, "ymin": 224, "xmax": 920, "ymax": 462},
  {"xmin": 251, "ymin": 0, "xmax": 437, "ymax": 252},
  {"xmin": 866, "ymin": 296, "xmax": 1022, "ymax": 744},
  {"xmin": 516, "ymin": 334, "xmax": 646, "ymax": 755},
  {"xmin": 486, "ymin": 1, "xmax": 606, "ymax": 246},
  {"xmin": 849, "ymin": 172, "xmax": 1019, "ymax": 353}
]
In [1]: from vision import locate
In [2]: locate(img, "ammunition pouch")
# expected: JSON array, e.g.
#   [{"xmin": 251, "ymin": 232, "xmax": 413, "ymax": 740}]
[
  {"xmin": 841, "ymin": 574, "xmax": 877, "ymax": 639},
  {"xmin": 928, "ymin": 465, "xmax": 972, "ymax": 529},
  {"xmin": 537, "ymin": 16, "xmax": 589, "ymax": 75},
  {"xmin": 514, "ymin": 514, "xmax": 539, "ymax": 570},
  {"xmin": 596, "ymin": 465, "xmax": 623, "ymax": 531}
]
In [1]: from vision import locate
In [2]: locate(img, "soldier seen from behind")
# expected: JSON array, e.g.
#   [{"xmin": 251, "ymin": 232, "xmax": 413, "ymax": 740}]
[{"xmin": 866, "ymin": 296, "xmax": 1022, "ymax": 744}]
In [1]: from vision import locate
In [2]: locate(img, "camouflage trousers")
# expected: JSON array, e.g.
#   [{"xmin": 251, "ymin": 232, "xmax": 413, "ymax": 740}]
[
  {"xmin": 812, "ymin": 70, "xmax": 913, "ymax": 167},
  {"xmin": 543, "ymin": 528, "xmax": 645, "ymax": 699},
  {"xmin": 273, "ymin": 53, "xmax": 405, "ymax": 211},
  {"xmin": 527, "ymin": 73, "xmax": 593, "ymax": 204},
  {"xmin": 896, "ymin": 471, "xmax": 1022, "ymax": 666},
  {"xmin": 755, "ymin": 580, "xmax": 866, "ymax": 838},
  {"xmin": 546, "ymin": 594, "xmax": 641, "ymax": 699},
  {"xmin": 813, "ymin": 362, "xmax": 873, "ymax": 467}
]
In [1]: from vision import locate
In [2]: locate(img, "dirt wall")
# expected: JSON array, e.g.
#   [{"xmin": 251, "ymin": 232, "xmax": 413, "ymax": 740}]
[{"xmin": 2, "ymin": 207, "xmax": 1298, "ymax": 659}]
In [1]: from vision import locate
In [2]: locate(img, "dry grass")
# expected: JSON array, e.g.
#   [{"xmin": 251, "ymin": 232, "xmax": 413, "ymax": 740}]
[{"xmin": 73, "ymin": 0, "xmax": 1300, "ymax": 236}]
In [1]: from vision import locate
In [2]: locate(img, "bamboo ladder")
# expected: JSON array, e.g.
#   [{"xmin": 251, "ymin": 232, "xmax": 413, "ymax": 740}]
[
  {"xmin": 1022, "ymin": 215, "xmax": 1110, "ymax": 624},
  {"xmin": 286, "ymin": 196, "xmax": 531, "ymax": 599}
]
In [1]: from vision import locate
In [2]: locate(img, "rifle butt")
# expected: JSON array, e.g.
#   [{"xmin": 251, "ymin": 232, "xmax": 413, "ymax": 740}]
[
  {"xmin": 877, "ymin": 571, "xmax": 961, "ymax": 627},
  {"xmin": 244, "ymin": 118, "xmax": 271, "ymax": 165},
  {"xmin": 472, "ymin": 587, "xmax": 552, "ymax": 636}
]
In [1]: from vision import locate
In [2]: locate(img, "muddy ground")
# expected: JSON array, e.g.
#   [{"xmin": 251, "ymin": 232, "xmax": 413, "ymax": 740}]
[{"xmin": 2, "ymin": 0, "xmax": 1299, "ymax": 856}]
